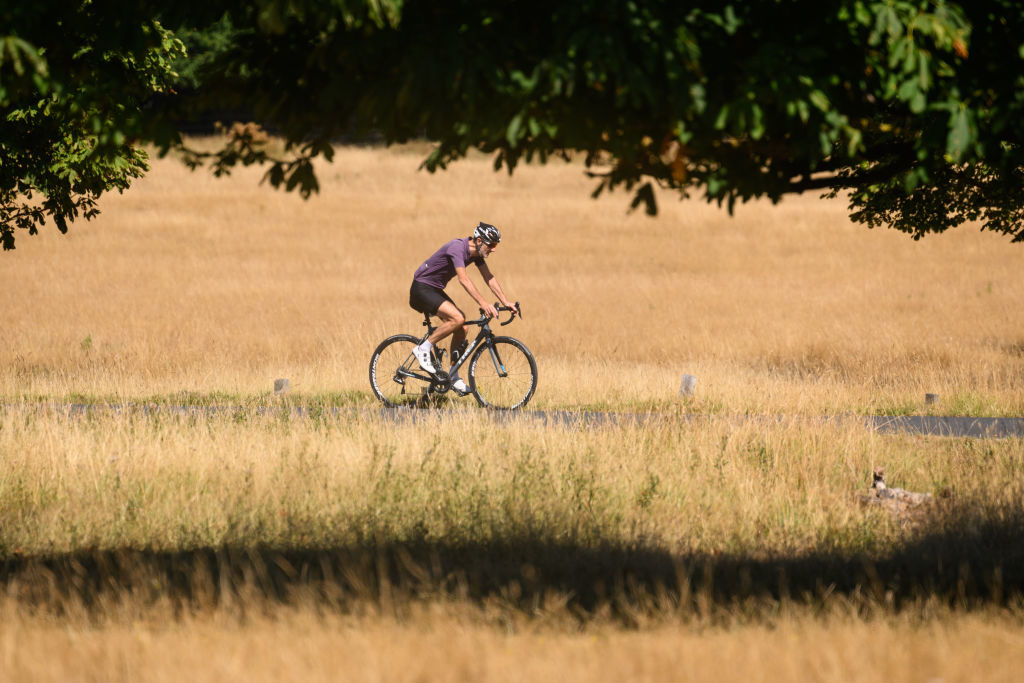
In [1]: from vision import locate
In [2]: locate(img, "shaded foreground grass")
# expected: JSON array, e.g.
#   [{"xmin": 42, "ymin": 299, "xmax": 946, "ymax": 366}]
[{"xmin": 4, "ymin": 508, "xmax": 1024, "ymax": 625}]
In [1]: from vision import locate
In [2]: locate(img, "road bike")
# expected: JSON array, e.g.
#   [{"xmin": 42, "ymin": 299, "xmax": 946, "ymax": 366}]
[{"xmin": 369, "ymin": 303, "xmax": 538, "ymax": 410}]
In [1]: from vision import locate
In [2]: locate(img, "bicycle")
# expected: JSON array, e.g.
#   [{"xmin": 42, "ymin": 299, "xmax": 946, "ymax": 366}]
[{"xmin": 369, "ymin": 303, "xmax": 538, "ymax": 410}]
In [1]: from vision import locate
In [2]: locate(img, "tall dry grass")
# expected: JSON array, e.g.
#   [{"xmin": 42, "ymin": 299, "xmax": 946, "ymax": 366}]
[
  {"xmin": 0, "ymin": 407, "xmax": 989, "ymax": 556},
  {"xmin": 4, "ymin": 604, "xmax": 1024, "ymax": 682},
  {"xmin": 2, "ymin": 406, "xmax": 1023, "ymax": 596},
  {"xmin": 1, "ymin": 142, "xmax": 1022, "ymax": 413}
]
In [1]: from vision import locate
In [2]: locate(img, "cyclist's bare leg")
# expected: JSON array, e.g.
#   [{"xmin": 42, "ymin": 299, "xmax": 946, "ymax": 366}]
[
  {"xmin": 426, "ymin": 300, "xmax": 465, "ymax": 347},
  {"xmin": 449, "ymin": 325, "xmax": 468, "ymax": 364}
]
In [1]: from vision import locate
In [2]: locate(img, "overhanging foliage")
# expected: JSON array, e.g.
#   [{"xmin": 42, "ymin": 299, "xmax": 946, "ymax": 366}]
[{"xmin": 3, "ymin": 0, "xmax": 1024, "ymax": 249}]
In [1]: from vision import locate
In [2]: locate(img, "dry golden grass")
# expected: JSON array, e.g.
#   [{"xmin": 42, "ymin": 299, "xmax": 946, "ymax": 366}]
[
  {"xmin": 2, "ymin": 405, "xmax": 1024, "ymax": 679},
  {"xmin": 1, "ymin": 141, "xmax": 1022, "ymax": 413},
  {"xmin": 4, "ymin": 605, "xmax": 1024, "ymax": 683},
  {"xmin": 6, "ymin": 406, "xmax": 1009, "ymax": 557},
  {"xmin": 2, "ymin": 141, "xmax": 1024, "ymax": 680}
]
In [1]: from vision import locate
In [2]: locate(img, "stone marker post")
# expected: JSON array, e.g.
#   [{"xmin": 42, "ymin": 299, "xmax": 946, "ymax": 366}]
[
  {"xmin": 680, "ymin": 374, "xmax": 697, "ymax": 397},
  {"xmin": 274, "ymin": 378, "xmax": 290, "ymax": 396}
]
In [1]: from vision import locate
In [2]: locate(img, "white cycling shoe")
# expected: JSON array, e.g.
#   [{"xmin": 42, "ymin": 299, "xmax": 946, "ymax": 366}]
[
  {"xmin": 451, "ymin": 378, "xmax": 471, "ymax": 396},
  {"xmin": 413, "ymin": 346, "xmax": 436, "ymax": 374}
]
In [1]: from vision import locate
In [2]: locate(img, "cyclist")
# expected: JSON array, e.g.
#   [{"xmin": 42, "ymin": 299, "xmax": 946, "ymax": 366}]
[{"xmin": 408, "ymin": 221, "xmax": 518, "ymax": 395}]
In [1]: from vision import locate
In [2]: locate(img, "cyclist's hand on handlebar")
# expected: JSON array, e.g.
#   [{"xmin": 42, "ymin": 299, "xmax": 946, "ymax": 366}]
[
  {"xmin": 480, "ymin": 302, "xmax": 499, "ymax": 319},
  {"xmin": 494, "ymin": 301, "xmax": 521, "ymax": 325}
]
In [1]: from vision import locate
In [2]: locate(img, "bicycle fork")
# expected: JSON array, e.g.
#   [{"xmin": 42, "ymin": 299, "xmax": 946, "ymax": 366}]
[
  {"xmin": 462, "ymin": 332, "xmax": 510, "ymax": 379},
  {"xmin": 486, "ymin": 343, "xmax": 508, "ymax": 377}
]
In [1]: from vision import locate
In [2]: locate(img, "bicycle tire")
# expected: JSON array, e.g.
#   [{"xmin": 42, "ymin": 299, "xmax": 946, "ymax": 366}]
[
  {"xmin": 369, "ymin": 334, "xmax": 433, "ymax": 407},
  {"xmin": 468, "ymin": 336, "xmax": 538, "ymax": 410}
]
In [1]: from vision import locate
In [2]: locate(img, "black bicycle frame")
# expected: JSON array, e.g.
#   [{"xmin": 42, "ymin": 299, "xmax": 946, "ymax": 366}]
[{"xmin": 397, "ymin": 311, "xmax": 510, "ymax": 385}]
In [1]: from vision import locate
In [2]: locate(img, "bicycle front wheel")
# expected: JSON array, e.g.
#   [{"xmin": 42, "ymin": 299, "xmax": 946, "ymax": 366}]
[
  {"xmin": 468, "ymin": 336, "xmax": 538, "ymax": 410},
  {"xmin": 369, "ymin": 334, "xmax": 432, "ymax": 407}
]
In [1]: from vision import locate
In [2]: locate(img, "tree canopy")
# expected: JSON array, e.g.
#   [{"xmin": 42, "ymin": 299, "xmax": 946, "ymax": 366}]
[{"xmin": 3, "ymin": 0, "xmax": 1024, "ymax": 250}]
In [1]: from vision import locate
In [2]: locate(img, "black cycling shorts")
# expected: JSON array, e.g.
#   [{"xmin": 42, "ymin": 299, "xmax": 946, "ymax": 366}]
[{"xmin": 409, "ymin": 280, "xmax": 454, "ymax": 315}]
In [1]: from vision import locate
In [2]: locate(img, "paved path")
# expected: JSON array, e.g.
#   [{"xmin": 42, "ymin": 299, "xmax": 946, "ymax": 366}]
[
  {"xmin": 451, "ymin": 410, "xmax": 1024, "ymax": 438},
  {"xmin": 863, "ymin": 415, "xmax": 1024, "ymax": 438},
  {"xmin": 9, "ymin": 403, "xmax": 1022, "ymax": 438}
]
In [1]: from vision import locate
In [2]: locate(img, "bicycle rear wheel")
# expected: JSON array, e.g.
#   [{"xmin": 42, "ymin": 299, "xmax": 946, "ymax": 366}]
[
  {"xmin": 369, "ymin": 334, "xmax": 433, "ymax": 407},
  {"xmin": 468, "ymin": 336, "xmax": 538, "ymax": 410}
]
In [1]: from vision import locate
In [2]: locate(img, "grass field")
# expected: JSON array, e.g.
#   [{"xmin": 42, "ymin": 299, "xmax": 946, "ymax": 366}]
[
  {"xmin": 3, "ymin": 142, "xmax": 1022, "ymax": 414},
  {"xmin": 2, "ymin": 143, "xmax": 1023, "ymax": 681}
]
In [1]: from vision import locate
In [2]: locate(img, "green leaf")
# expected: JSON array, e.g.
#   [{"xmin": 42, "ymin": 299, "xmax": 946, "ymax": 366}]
[
  {"xmin": 714, "ymin": 104, "xmax": 730, "ymax": 130},
  {"xmin": 689, "ymin": 83, "xmax": 706, "ymax": 113},
  {"xmin": 706, "ymin": 174, "xmax": 724, "ymax": 197},
  {"xmin": 819, "ymin": 131, "xmax": 832, "ymax": 156},
  {"xmin": 506, "ymin": 113, "xmax": 523, "ymax": 147},
  {"xmin": 903, "ymin": 169, "xmax": 920, "ymax": 193},
  {"xmin": 749, "ymin": 103, "xmax": 764, "ymax": 139},
  {"xmin": 795, "ymin": 99, "xmax": 809, "ymax": 123},
  {"xmin": 722, "ymin": 5, "xmax": 740, "ymax": 35},
  {"xmin": 846, "ymin": 127, "xmax": 863, "ymax": 157},
  {"xmin": 898, "ymin": 79, "xmax": 926, "ymax": 113},
  {"xmin": 909, "ymin": 89, "xmax": 926, "ymax": 113},
  {"xmin": 918, "ymin": 51, "xmax": 931, "ymax": 91},
  {"xmin": 947, "ymin": 107, "xmax": 971, "ymax": 159},
  {"xmin": 509, "ymin": 68, "xmax": 539, "ymax": 91},
  {"xmin": 674, "ymin": 120, "xmax": 693, "ymax": 144},
  {"xmin": 889, "ymin": 35, "xmax": 907, "ymax": 69},
  {"xmin": 808, "ymin": 89, "xmax": 830, "ymax": 112}
]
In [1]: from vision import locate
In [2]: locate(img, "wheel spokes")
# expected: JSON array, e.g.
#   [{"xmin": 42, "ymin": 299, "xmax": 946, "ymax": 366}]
[
  {"xmin": 470, "ymin": 340, "xmax": 536, "ymax": 409},
  {"xmin": 372, "ymin": 338, "xmax": 433, "ymax": 407}
]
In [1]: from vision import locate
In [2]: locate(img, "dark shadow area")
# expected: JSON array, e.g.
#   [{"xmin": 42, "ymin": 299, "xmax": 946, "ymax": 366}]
[{"xmin": 3, "ymin": 509, "xmax": 1024, "ymax": 624}]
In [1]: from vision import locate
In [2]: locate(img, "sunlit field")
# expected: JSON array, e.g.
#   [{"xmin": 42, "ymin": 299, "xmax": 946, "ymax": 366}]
[
  {"xmin": 2, "ymin": 142, "xmax": 1023, "ymax": 680},
  {"xmin": 2, "ymin": 142, "xmax": 1022, "ymax": 414}
]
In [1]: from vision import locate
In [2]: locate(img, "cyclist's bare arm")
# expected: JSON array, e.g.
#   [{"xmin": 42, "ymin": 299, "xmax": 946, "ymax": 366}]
[
  {"xmin": 455, "ymin": 266, "xmax": 498, "ymax": 318},
  {"xmin": 476, "ymin": 261, "xmax": 515, "ymax": 311}
]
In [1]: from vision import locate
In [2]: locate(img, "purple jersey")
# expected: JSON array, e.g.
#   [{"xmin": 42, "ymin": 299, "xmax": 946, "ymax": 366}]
[{"xmin": 412, "ymin": 238, "xmax": 482, "ymax": 289}]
